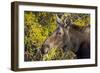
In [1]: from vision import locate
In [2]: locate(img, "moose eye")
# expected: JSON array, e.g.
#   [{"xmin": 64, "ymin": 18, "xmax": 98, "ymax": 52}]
[{"xmin": 56, "ymin": 32, "xmax": 61, "ymax": 35}]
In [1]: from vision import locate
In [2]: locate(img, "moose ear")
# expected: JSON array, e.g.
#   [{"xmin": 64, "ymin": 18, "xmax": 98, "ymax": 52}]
[
  {"xmin": 64, "ymin": 17, "xmax": 72, "ymax": 27},
  {"xmin": 56, "ymin": 14, "xmax": 64, "ymax": 26}
]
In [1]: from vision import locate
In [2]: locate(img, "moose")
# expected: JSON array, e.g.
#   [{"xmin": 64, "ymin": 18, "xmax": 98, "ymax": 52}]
[{"xmin": 41, "ymin": 14, "xmax": 90, "ymax": 59}]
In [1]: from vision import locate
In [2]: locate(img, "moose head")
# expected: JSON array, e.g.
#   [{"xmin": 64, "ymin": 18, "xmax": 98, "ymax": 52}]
[{"xmin": 41, "ymin": 14, "xmax": 90, "ymax": 58}]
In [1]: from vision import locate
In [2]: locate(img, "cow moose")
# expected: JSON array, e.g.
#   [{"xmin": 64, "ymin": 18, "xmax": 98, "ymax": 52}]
[{"xmin": 41, "ymin": 14, "xmax": 90, "ymax": 59}]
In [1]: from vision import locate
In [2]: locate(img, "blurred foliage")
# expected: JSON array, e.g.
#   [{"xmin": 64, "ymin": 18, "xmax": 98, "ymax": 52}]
[
  {"xmin": 71, "ymin": 13, "xmax": 90, "ymax": 26},
  {"xmin": 43, "ymin": 48, "xmax": 76, "ymax": 61},
  {"xmin": 24, "ymin": 11, "xmax": 90, "ymax": 61}
]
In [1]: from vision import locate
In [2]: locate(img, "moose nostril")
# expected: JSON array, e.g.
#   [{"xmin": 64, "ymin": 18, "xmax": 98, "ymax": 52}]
[
  {"xmin": 41, "ymin": 44, "xmax": 50, "ymax": 54},
  {"xmin": 45, "ymin": 44, "xmax": 50, "ymax": 48}
]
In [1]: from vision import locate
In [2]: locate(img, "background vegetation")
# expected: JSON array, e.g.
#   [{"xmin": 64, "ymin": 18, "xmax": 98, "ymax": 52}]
[{"xmin": 24, "ymin": 11, "xmax": 90, "ymax": 61}]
